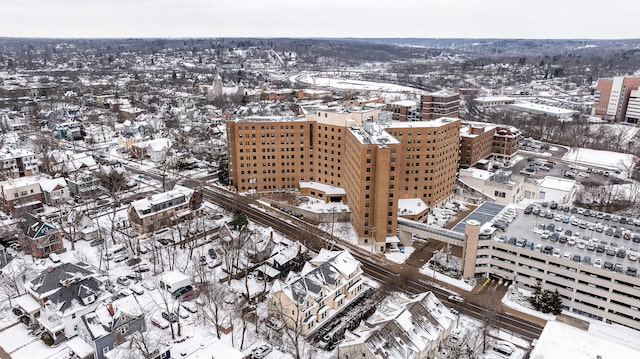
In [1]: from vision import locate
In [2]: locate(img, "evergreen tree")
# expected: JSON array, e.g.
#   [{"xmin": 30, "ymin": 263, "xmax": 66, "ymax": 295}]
[
  {"xmin": 528, "ymin": 281, "xmax": 544, "ymax": 310},
  {"xmin": 550, "ymin": 289, "xmax": 563, "ymax": 315},
  {"xmin": 540, "ymin": 290, "xmax": 552, "ymax": 313},
  {"xmin": 216, "ymin": 155, "xmax": 229, "ymax": 185}
]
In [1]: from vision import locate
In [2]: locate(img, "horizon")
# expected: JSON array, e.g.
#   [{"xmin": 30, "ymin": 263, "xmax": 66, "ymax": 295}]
[
  {"xmin": 1, "ymin": 0, "xmax": 639, "ymax": 40},
  {"xmin": 1, "ymin": 36, "xmax": 639, "ymax": 41}
]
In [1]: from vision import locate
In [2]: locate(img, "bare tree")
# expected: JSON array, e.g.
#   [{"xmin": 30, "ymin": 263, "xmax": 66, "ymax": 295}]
[
  {"xmin": 267, "ymin": 290, "xmax": 306, "ymax": 359},
  {"xmin": 121, "ymin": 330, "xmax": 170, "ymax": 359},
  {"xmin": 200, "ymin": 280, "xmax": 231, "ymax": 339},
  {"xmin": 0, "ymin": 258, "xmax": 28, "ymax": 308}
]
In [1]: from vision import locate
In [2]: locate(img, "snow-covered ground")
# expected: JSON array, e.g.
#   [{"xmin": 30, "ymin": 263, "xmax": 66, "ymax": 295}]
[{"xmin": 563, "ymin": 148, "xmax": 636, "ymax": 171}]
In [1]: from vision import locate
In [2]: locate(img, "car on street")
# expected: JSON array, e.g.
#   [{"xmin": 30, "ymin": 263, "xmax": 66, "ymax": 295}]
[{"xmin": 447, "ymin": 295, "xmax": 464, "ymax": 303}]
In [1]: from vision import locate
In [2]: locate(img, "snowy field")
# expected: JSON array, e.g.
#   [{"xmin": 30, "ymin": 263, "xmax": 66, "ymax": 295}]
[
  {"xmin": 563, "ymin": 148, "xmax": 636, "ymax": 171},
  {"xmin": 290, "ymin": 72, "xmax": 426, "ymax": 98}
]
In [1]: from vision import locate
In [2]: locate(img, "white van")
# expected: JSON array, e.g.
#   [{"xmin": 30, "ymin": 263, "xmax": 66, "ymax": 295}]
[{"xmin": 106, "ymin": 244, "xmax": 127, "ymax": 260}]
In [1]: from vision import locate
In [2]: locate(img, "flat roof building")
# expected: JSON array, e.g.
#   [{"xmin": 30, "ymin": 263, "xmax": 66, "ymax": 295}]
[{"xmin": 226, "ymin": 108, "xmax": 460, "ymax": 252}]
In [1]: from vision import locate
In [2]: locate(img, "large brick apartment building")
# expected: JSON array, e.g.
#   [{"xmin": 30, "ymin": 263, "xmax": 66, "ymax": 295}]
[
  {"xmin": 227, "ymin": 106, "xmax": 460, "ymax": 252},
  {"xmin": 593, "ymin": 76, "xmax": 640, "ymax": 122}
]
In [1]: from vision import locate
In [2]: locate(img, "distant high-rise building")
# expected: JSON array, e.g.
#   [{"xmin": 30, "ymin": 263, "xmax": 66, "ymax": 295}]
[
  {"xmin": 593, "ymin": 76, "xmax": 640, "ymax": 122},
  {"xmin": 420, "ymin": 91, "xmax": 460, "ymax": 120},
  {"xmin": 626, "ymin": 87, "xmax": 640, "ymax": 124}
]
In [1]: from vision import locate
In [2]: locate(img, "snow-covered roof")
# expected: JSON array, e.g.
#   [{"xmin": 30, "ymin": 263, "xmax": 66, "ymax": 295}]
[
  {"xmin": 397, "ymin": 198, "xmax": 428, "ymax": 216},
  {"xmin": 84, "ymin": 294, "xmax": 143, "ymax": 340},
  {"xmin": 39, "ymin": 177, "xmax": 68, "ymax": 192},
  {"xmin": 341, "ymin": 291, "xmax": 455, "ymax": 358},
  {"xmin": 530, "ymin": 320, "xmax": 640, "ymax": 359},
  {"xmin": 538, "ymin": 176, "xmax": 576, "ymax": 192},
  {"xmin": 130, "ymin": 187, "xmax": 194, "ymax": 218},
  {"xmin": 159, "ymin": 270, "xmax": 190, "ymax": 286},
  {"xmin": 271, "ymin": 249, "xmax": 361, "ymax": 305},
  {"xmin": 299, "ymin": 181, "xmax": 346, "ymax": 196},
  {"xmin": 14, "ymin": 293, "xmax": 41, "ymax": 314}
]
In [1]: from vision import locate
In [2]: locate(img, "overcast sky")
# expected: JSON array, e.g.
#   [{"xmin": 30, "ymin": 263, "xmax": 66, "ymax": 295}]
[{"xmin": 1, "ymin": 0, "xmax": 638, "ymax": 39}]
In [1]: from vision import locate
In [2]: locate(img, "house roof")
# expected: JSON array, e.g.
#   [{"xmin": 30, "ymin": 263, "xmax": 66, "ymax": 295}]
[
  {"xmin": 130, "ymin": 187, "xmax": 194, "ymax": 218},
  {"xmin": 44, "ymin": 276, "xmax": 104, "ymax": 315},
  {"xmin": 28, "ymin": 262, "xmax": 95, "ymax": 297},
  {"xmin": 341, "ymin": 292, "xmax": 455, "ymax": 358},
  {"xmin": 271, "ymin": 249, "xmax": 361, "ymax": 305},
  {"xmin": 39, "ymin": 177, "xmax": 68, "ymax": 192},
  {"xmin": 82, "ymin": 294, "xmax": 143, "ymax": 340}
]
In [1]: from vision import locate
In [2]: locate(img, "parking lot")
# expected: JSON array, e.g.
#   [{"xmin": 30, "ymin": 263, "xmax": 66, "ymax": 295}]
[{"xmin": 494, "ymin": 203, "xmax": 640, "ymax": 276}]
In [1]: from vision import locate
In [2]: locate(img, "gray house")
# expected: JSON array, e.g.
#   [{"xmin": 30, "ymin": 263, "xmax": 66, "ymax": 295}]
[{"xmin": 75, "ymin": 294, "xmax": 146, "ymax": 359}]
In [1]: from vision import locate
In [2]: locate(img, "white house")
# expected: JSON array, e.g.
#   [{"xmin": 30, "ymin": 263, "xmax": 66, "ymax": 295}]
[{"xmin": 39, "ymin": 177, "xmax": 70, "ymax": 206}]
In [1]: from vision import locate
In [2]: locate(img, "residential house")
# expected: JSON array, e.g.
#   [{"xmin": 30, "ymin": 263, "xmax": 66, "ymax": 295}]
[
  {"xmin": 39, "ymin": 177, "xmax": 70, "ymax": 206},
  {"xmin": 0, "ymin": 148, "xmax": 38, "ymax": 179},
  {"xmin": 130, "ymin": 138, "xmax": 171, "ymax": 163},
  {"xmin": 339, "ymin": 292, "xmax": 456, "ymax": 359},
  {"xmin": 67, "ymin": 170, "xmax": 103, "ymax": 197},
  {"xmin": 24, "ymin": 262, "xmax": 96, "ymax": 304},
  {"xmin": 127, "ymin": 187, "xmax": 203, "ymax": 234},
  {"xmin": 38, "ymin": 275, "xmax": 109, "ymax": 345},
  {"xmin": 18, "ymin": 214, "xmax": 65, "ymax": 258},
  {"xmin": 0, "ymin": 176, "xmax": 43, "ymax": 216},
  {"xmin": 267, "ymin": 249, "xmax": 366, "ymax": 335},
  {"xmin": 67, "ymin": 153, "xmax": 98, "ymax": 174},
  {"xmin": 74, "ymin": 294, "xmax": 146, "ymax": 359}
]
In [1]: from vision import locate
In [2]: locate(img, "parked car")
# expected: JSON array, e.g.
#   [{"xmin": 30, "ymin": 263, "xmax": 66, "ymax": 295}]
[
  {"xmin": 251, "ymin": 344, "xmax": 273, "ymax": 359},
  {"xmin": 181, "ymin": 301, "xmax": 198, "ymax": 313},
  {"xmin": 116, "ymin": 276, "xmax": 130, "ymax": 286},
  {"xmin": 48, "ymin": 253, "xmax": 61, "ymax": 264},
  {"xmin": 130, "ymin": 284, "xmax": 145, "ymax": 295},
  {"xmin": 172, "ymin": 285, "xmax": 194, "ymax": 299},
  {"xmin": 162, "ymin": 311, "xmax": 178, "ymax": 323},
  {"xmin": 151, "ymin": 316, "xmax": 170, "ymax": 329},
  {"xmin": 89, "ymin": 238, "xmax": 104, "ymax": 247}
]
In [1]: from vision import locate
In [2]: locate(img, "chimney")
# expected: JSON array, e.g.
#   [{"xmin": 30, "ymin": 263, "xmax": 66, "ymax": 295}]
[
  {"xmin": 47, "ymin": 266, "xmax": 54, "ymax": 273},
  {"xmin": 108, "ymin": 303, "xmax": 115, "ymax": 316}
]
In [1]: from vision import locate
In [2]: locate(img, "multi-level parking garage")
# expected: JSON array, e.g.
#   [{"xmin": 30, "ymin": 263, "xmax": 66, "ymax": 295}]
[{"xmin": 397, "ymin": 202, "xmax": 640, "ymax": 330}]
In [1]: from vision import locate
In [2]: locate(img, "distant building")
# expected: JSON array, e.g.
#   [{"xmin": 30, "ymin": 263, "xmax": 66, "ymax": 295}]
[
  {"xmin": 339, "ymin": 291, "xmax": 455, "ymax": 359},
  {"xmin": 130, "ymin": 138, "xmax": 172, "ymax": 163},
  {"xmin": 127, "ymin": 187, "xmax": 203, "ymax": 234},
  {"xmin": 420, "ymin": 91, "xmax": 460, "ymax": 120},
  {"xmin": 459, "ymin": 123, "xmax": 496, "ymax": 167},
  {"xmin": 267, "ymin": 249, "xmax": 366, "ymax": 335},
  {"xmin": 593, "ymin": 76, "xmax": 640, "ymax": 122},
  {"xmin": 66, "ymin": 171, "xmax": 102, "ymax": 197},
  {"xmin": 474, "ymin": 96, "xmax": 516, "ymax": 107},
  {"xmin": 626, "ymin": 87, "xmax": 640, "ymax": 124},
  {"xmin": 386, "ymin": 100, "xmax": 421, "ymax": 122},
  {"xmin": 492, "ymin": 126, "xmax": 522, "ymax": 163}
]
